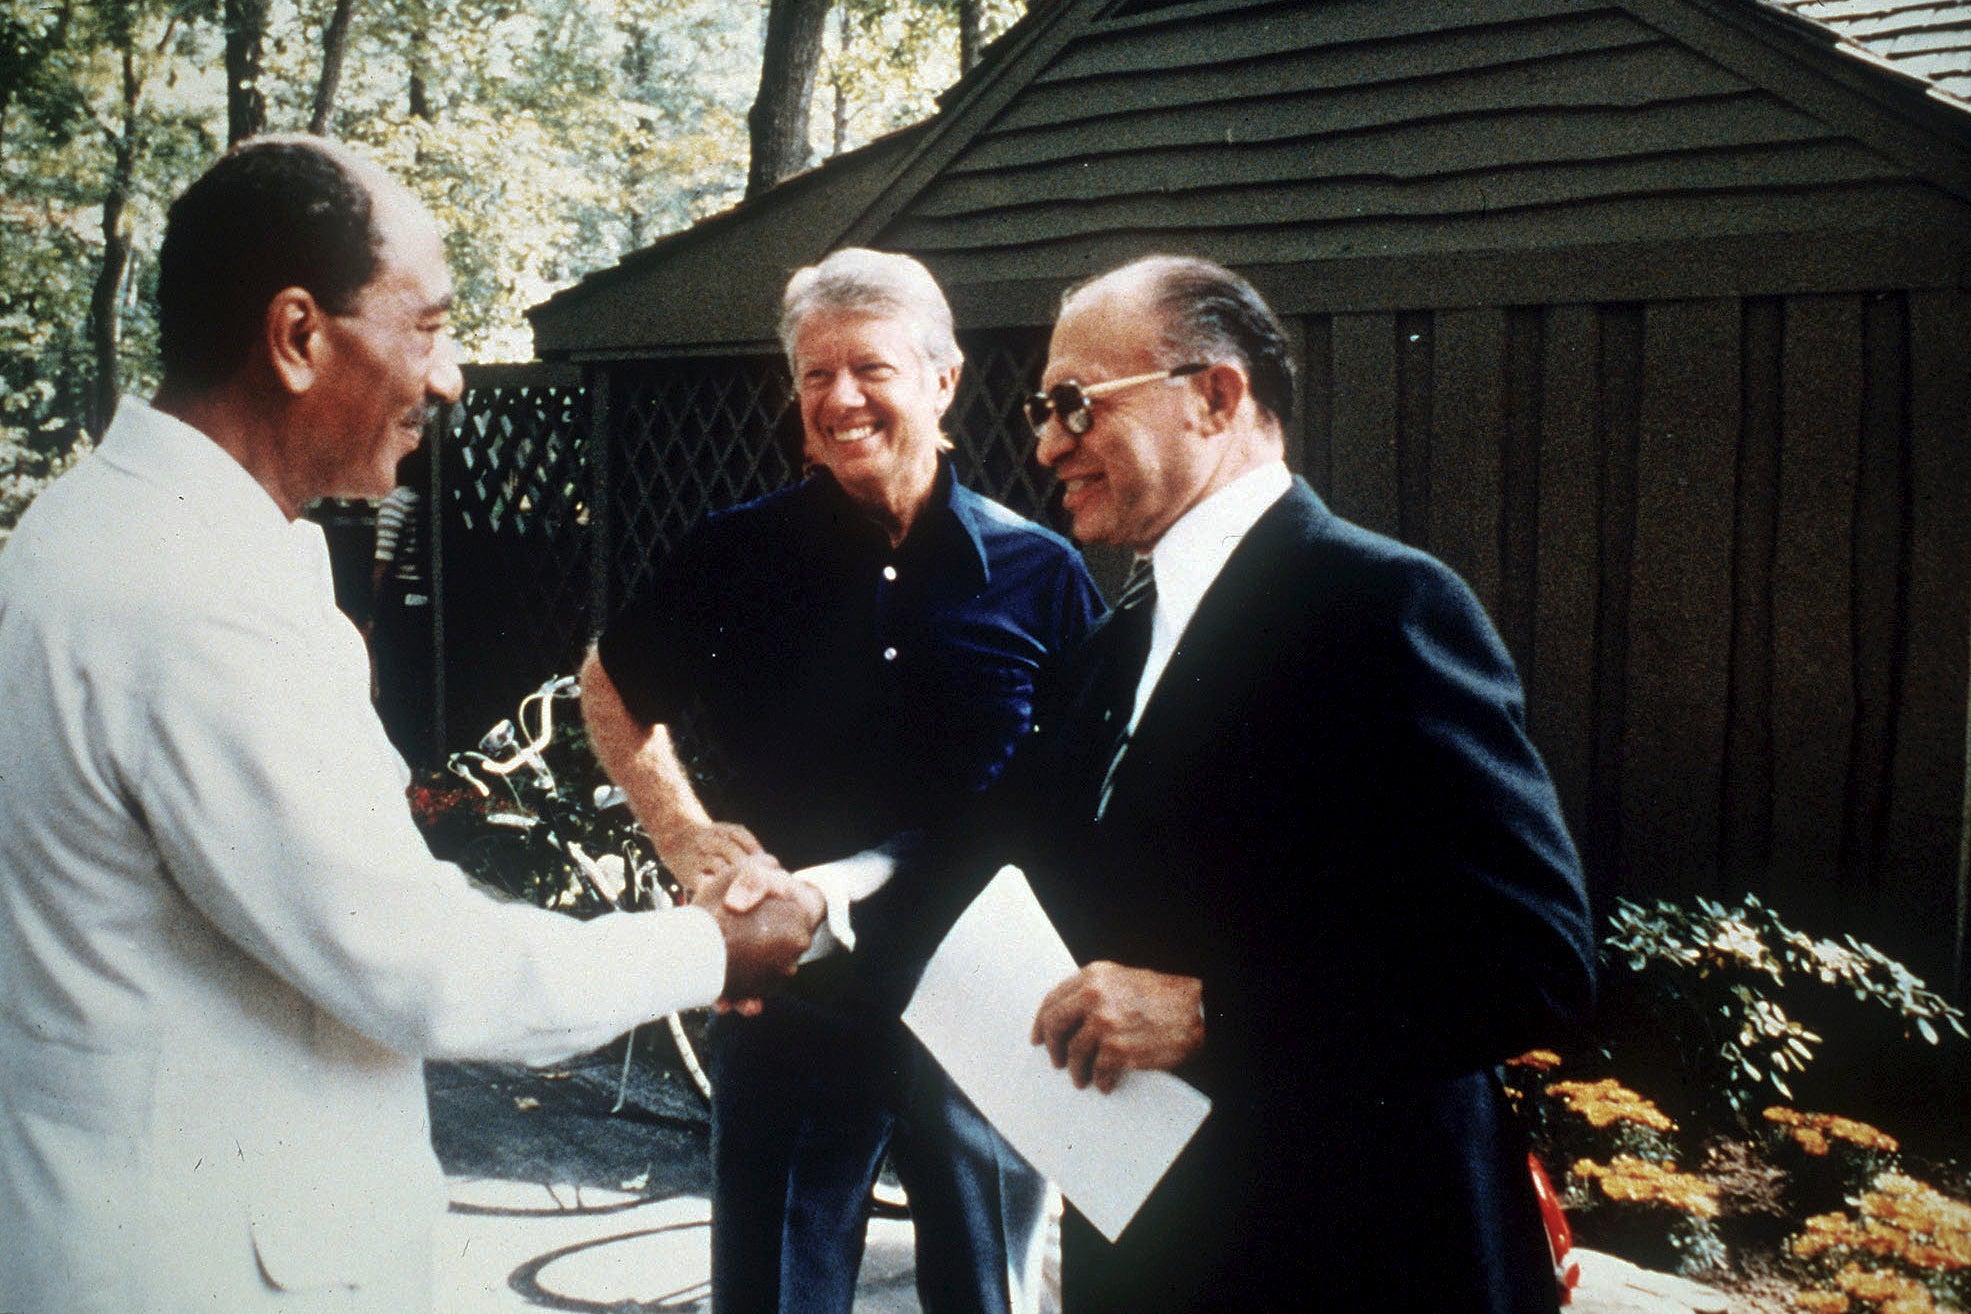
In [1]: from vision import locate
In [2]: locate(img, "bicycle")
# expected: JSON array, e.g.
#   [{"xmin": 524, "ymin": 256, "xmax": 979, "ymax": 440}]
[
  {"xmin": 444, "ymin": 673, "xmax": 714, "ymax": 1107},
  {"xmin": 439, "ymin": 676, "xmax": 912, "ymax": 1218}
]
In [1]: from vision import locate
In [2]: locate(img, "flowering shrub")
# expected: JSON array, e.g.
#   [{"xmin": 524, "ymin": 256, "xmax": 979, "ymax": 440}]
[
  {"xmin": 1506, "ymin": 1056, "xmax": 1680, "ymax": 1171},
  {"xmin": 1602, "ymin": 895, "xmax": 1967, "ymax": 1117},
  {"xmin": 1549, "ymin": 1078, "xmax": 1678, "ymax": 1133},
  {"xmin": 1572, "ymin": 1155, "xmax": 1722, "ymax": 1219},
  {"xmin": 1504, "ymin": 897, "xmax": 1971, "ymax": 1299},
  {"xmin": 1789, "ymin": 1172, "xmax": 1971, "ymax": 1311},
  {"xmin": 1567, "ymin": 1154, "xmax": 1727, "ymax": 1272},
  {"xmin": 1767, "ymin": 1109, "xmax": 1902, "ymax": 1159},
  {"xmin": 1793, "ymin": 1264, "xmax": 1946, "ymax": 1313},
  {"xmin": 1761, "ymin": 1106, "xmax": 1908, "ymax": 1218}
]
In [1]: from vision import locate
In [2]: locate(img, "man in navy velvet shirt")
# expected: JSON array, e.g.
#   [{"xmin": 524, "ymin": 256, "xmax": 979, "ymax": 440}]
[{"xmin": 582, "ymin": 248, "xmax": 1101, "ymax": 1314}]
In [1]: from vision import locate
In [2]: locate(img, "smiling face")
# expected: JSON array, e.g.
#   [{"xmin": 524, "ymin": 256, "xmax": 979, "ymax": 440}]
[
  {"xmin": 792, "ymin": 308, "xmax": 956, "ymax": 523},
  {"xmin": 292, "ymin": 187, "xmax": 463, "ymax": 504},
  {"xmin": 1034, "ymin": 281, "xmax": 1217, "ymax": 553}
]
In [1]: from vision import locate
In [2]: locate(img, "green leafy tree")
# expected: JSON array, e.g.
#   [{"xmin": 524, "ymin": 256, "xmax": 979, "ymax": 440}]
[
  {"xmin": 1, "ymin": 0, "xmax": 218, "ymax": 541},
  {"xmin": 1, "ymin": 0, "xmax": 1018, "ymax": 539}
]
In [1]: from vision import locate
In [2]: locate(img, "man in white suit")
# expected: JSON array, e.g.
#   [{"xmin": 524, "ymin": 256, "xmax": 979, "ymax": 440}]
[{"xmin": 0, "ymin": 135, "xmax": 817, "ymax": 1313}]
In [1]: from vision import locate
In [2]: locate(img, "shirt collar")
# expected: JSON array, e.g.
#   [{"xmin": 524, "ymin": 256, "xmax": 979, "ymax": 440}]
[
  {"xmin": 94, "ymin": 394, "xmax": 336, "ymax": 587},
  {"xmin": 809, "ymin": 455, "xmax": 991, "ymax": 586},
  {"xmin": 1147, "ymin": 460, "xmax": 1293, "ymax": 635}
]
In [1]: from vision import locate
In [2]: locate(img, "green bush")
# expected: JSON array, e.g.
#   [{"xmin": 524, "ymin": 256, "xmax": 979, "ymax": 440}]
[{"xmin": 1600, "ymin": 894, "xmax": 1966, "ymax": 1121}]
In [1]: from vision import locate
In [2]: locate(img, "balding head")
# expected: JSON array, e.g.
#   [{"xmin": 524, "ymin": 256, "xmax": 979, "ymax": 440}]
[
  {"xmin": 1063, "ymin": 255, "xmax": 1296, "ymax": 432},
  {"xmin": 157, "ymin": 135, "xmax": 402, "ymax": 394},
  {"xmin": 1035, "ymin": 255, "xmax": 1290, "ymax": 552}
]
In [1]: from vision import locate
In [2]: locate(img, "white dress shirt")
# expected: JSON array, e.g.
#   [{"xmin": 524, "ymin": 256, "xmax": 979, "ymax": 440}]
[
  {"xmin": 797, "ymin": 461, "xmax": 1293, "ymax": 944},
  {"xmin": 0, "ymin": 398, "xmax": 726, "ymax": 1312},
  {"xmin": 1127, "ymin": 460, "xmax": 1294, "ymax": 730}
]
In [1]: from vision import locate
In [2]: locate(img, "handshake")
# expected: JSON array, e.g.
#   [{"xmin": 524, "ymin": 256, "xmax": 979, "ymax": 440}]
[{"xmin": 668, "ymin": 821, "xmax": 825, "ymax": 1008}]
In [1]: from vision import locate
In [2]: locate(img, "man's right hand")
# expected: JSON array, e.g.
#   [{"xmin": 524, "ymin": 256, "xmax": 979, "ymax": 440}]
[
  {"xmin": 711, "ymin": 890, "xmax": 814, "ymax": 1004},
  {"xmin": 661, "ymin": 820, "xmax": 773, "ymax": 897}
]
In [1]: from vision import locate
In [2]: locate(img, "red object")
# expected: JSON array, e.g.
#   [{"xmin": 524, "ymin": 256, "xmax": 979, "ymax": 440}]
[{"xmin": 1528, "ymin": 1153, "xmax": 1581, "ymax": 1305}]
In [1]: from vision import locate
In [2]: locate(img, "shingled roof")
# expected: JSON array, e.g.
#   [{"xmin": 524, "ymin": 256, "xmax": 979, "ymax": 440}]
[
  {"xmin": 530, "ymin": 0, "xmax": 1971, "ymax": 357},
  {"xmin": 1768, "ymin": 0, "xmax": 1971, "ymax": 102}
]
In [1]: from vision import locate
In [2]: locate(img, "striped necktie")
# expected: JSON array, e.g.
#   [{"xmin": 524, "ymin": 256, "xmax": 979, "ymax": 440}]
[{"xmin": 1095, "ymin": 555, "xmax": 1156, "ymax": 819}]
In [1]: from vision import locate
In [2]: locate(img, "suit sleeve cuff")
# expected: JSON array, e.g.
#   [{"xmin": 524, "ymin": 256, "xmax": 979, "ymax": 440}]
[
  {"xmin": 792, "ymin": 846, "xmax": 899, "ymax": 961},
  {"xmin": 645, "ymin": 904, "xmax": 726, "ymax": 1011}
]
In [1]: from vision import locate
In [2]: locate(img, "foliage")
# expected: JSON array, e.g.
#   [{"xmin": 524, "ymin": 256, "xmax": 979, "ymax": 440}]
[
  {"xmin": 0, "ymin": 0, "xmax": 1020, "ymax": 537},
  {"xmin": 1601, "ymin": 894, "xmax": 1967, "ymax": 1117},
  {"xmin": 1790, "ymin": 1172, "xmax": 1971, "ymax": 1311},
  {"xmin": 1, "ymin": 0, "xmax": 221, "ymax": 539},
  {"xmin": 1504, "ymin": 895, "xmax": 1971, "ymax": 1304},
  {"xmin": 815, "ymin": 0, "xmax": 1020, "ymax": 151}
]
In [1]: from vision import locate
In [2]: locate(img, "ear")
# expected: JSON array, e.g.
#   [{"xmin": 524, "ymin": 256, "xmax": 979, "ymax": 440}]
[
  {"xmin": 1194, "ymin": 361, "xmax": 1248, "ymax": 436},
  {"xmin": 932, "ymin": 361, "xmax": 962, "ymax": 420},
  {"xmin": 264, "ymin": 286, "xmax": 328, "ymax": 397}
]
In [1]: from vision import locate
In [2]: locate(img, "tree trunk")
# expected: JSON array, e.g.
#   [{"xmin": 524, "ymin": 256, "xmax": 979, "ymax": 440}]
[
  {"xmin": 223, "ymin": 0, "xmax": 267, "ymax": 144},
  {"xmin": 308, "ymin": 0, "xmax": 358, "ymax": 134},
  {"xmin": 829, "ymin": 2, "xmax": 849, "ymax": 157},
  {"xmin": 745, "ymin": 0, "xmax": 830, "ymax": 198},
  {"xmin": 407, "ymin": 0, "xmax": 434, "ymax": 120},
  {"xmin": 88, "ymin": 47, "xmax": 138, "ymax": 438},
  {"xmin": 958, "ymin": 0, "xmax": 983, "ymax": 73}
]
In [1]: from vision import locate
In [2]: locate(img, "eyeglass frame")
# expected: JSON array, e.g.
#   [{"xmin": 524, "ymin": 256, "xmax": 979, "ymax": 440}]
[{"xmin": 1023, "ymin": 362, "xmax": 1208, "ymax": 437}]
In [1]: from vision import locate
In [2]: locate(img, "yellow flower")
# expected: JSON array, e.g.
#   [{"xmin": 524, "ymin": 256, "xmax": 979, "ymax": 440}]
[
  {"xmin": 1571, "ymin": 1155, "xmax": 1720, "ymax": 1220},
  {"xmin": 1789, "ymin": 1174, "xmax": 1971, "ymax": 1275},
  {"xmin": 1549, "ymin": 1079, "xmax": 1676, "ymax": 1132},
  {"xmin": 1834, "ymin": 1264, "xmax": 1938, "ymax": 1313},
  {"xmin": 1764, "ymin": 1107, "xmax": 1900, "ymax": 1157},
  {"xmin": 1509, "ymin": 1049, "xmax": 1563, "ymax": 1072}
]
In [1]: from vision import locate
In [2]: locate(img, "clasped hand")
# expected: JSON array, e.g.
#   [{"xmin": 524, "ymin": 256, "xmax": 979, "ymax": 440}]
[
  {"xmin": 1031, "ymin": 961, "xmax": 1204, "ymax": 1093},
  {"xmin": 670, "ymin": 828, "xmax": 825, "ymax": 1013}
]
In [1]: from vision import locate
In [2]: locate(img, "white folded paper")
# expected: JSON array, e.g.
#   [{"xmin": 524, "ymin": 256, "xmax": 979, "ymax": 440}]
[{"xmin": 901, "ymin": 865, "xmax": 1212, "ymax": 1241}]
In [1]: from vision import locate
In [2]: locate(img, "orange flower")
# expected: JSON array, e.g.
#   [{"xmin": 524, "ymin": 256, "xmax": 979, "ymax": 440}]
[
  {"xmin": 1548, "ymin": 1079, "xmax": 1676, "ymax": 1133},
  {"xmin": 1570, "ymin": 1156, "xmax": 1720, "ymax": 1220},
  {"xmin": 1765, "ymin": 1108, "xmax": 1900, "ymax": 1157},
  {"xmin": 1790, "ymin": 1174, "xmax": 1971, "ymax": 1277},
  {"xmin": 1834, "ymin": 1264, "xmax": 1938, "ymax": 1313}
]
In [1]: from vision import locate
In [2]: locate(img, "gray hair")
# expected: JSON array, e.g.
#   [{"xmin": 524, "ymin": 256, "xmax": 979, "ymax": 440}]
[
  {"xmin": 779, "ymin": 248, "xmax": 962, "ymax": 373},
  {"xmin": 1064, "ymin": 255, "xmax": 1296, "ymax": 427}
]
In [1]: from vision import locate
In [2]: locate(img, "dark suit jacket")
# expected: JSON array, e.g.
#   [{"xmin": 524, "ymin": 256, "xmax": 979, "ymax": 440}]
[{"xmin": 869, "ymin": 479, "xmax": 1595, "ymax": 1312}]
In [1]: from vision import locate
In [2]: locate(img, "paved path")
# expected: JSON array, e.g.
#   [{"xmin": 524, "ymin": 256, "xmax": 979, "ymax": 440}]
[
  {"xmin": 427, "ymin": 1052, "xmax": 1726, "ymax": 1313},
  {"xmin": 427, "ymin": 1052, "xmax": 925, "ymax": 1313}
]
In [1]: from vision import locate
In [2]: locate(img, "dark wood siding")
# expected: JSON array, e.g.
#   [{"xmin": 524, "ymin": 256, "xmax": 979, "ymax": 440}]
[
  {"xmin": 881, "ymin": 0, "xmax": 1953, "ymax": 286},
  {"xmin": 526, "ymin": 0, "xmax": 1971, "ymax": 1004},
  {"xmin": 1296, "ymin": 289, "xmax": 1971, "ymax": 987}
]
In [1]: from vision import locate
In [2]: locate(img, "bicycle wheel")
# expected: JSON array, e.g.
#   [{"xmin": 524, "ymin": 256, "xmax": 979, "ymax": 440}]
[{"xmin": 636, "ymin": 856, "xmax": 715, "ymax": 1104}]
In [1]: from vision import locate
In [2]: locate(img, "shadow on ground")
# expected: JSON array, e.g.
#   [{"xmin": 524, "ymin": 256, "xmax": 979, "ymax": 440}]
[{"xmin": 426, "ymin": 1040, "xmax": 921, "ymax": 1313}]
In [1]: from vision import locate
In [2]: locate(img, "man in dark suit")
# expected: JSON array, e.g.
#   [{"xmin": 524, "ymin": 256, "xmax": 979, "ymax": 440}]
[{"xmin": 872, "ymin": 255, "xmax": 1596, "ymax": 1311}]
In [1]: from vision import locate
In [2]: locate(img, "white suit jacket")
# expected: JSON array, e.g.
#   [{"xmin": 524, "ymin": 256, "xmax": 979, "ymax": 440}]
[{"xmin": 0, "ymin": 398, "xmax": 726, "ymax": 1312}]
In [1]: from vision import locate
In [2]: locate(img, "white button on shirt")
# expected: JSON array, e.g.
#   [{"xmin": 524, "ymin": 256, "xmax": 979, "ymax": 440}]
[{"xmin": 796, "ymin": 460, "xmax": 1295, "ymax": 949}]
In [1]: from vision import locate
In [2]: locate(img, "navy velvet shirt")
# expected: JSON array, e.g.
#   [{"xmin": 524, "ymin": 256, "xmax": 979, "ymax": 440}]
[{"xmin": 597, "ymin": 462, "xmax": 1102, "ymax": 872}]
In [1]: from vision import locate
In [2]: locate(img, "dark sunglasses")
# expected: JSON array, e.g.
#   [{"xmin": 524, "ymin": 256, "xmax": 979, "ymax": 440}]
[{"xmin": 1023, "ymin": 363, "xmax": 1206, "ymax": 436}]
